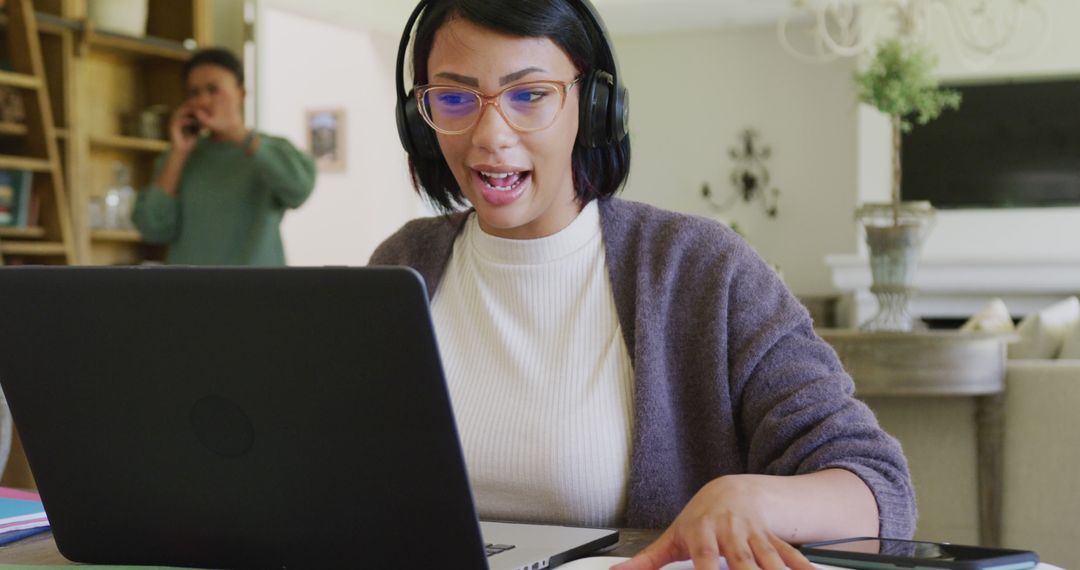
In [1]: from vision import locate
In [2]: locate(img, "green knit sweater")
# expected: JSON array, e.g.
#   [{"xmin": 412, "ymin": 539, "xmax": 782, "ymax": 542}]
[{"xmin": 132, "ymin": 133, "xmax": 315, "ymax": 266}]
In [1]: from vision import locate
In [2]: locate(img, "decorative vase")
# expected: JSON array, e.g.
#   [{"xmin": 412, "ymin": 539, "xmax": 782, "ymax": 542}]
[
  {"xmin": 88, "ymin": 0, "xmax": 149, "ymax": 38},
  {"xmin": 856, "ymin": 201, "xmax": 935, "ymax": 331}
]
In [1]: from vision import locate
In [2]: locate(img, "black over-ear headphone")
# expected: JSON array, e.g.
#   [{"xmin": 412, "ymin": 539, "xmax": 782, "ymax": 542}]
[{"xmin": 395, "ymin": 0, "xmax": 629, "ymax": 159}]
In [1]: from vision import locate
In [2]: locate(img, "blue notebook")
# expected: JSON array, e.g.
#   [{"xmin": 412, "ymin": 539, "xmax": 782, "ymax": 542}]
[
  {"xmin": 0, "ymin": 525, "xmax": 49, "ymax": 546},
  {"xmin": 0, "ymin": 496, "xmax": 46, "ymax": 519},
  {"xmin": 0, "ymin": 494, "xmax": 49, "ymax": 545}
]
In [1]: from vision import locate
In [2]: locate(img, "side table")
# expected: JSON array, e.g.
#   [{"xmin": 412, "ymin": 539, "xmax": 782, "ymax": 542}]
[{"xmin": 817, "ymin": 329, "xmax": 1015, "ymax": 548}]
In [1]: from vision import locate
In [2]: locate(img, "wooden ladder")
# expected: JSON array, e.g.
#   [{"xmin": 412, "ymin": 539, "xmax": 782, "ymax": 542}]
[{"xmin": 0, "ymin": 0, "xmax": 75, "ymax": 264}]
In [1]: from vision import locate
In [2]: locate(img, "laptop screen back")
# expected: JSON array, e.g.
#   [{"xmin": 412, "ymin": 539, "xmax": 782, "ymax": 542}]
[{"xmin": 0, "ymin": 267, "xmax": 487, "ymax": 569}]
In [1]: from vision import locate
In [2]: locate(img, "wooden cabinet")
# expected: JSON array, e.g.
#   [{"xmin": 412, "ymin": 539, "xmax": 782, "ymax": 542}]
[{"xmin": 1, "ymin": 0, "xmax": 208, "ymax": 266}]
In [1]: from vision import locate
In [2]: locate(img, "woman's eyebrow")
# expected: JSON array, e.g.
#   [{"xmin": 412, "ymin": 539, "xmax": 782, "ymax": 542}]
[
  {"xmin": 499, "ymin": 67, "xmax": 546, "ymax": 85},
  {"xmin": 432, "ymin": 67, "xmax": 547, "ymax": 87},
  {"xmin": 434, "ymin": 72, "xmax": 479, "ymax": 87}
]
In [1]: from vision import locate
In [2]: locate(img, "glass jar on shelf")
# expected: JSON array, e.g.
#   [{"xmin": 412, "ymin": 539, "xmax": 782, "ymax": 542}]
[{"xmin": 101, "ymin": 162, "xmax": 136, "ymax": 231}]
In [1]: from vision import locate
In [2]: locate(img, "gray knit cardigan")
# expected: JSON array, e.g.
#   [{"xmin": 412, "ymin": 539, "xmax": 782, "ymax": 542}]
[{"xmin": 369, "ymin": 197, "xmax": 916, "ymax": 540}]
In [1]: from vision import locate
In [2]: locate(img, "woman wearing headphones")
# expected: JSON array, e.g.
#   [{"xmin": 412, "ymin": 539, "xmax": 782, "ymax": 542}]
[{"xmin": 372, "ymin": 1, "xmax": 916, "ymax": 569}]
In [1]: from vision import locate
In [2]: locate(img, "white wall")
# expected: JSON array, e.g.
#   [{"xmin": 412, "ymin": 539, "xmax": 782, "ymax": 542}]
[
  {"xmin": 254, "ymin": 0, "xmax": 413, "ymax": 34},
  {"xmin": 258, "ymin": 8, "xmax": 422, "ymax": 266},
  {"xmin": 614, "ymin": 27, "xmax": 860, "ymax": 296},
  {"xmin": 857, "ymin": 0, "xmax": 1080, "ymax": 262}
]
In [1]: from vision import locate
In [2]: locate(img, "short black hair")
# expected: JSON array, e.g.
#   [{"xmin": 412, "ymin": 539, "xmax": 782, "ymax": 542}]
[
  {"xmin": 409, "ymin": 0, "xmax": 631, "ymax": 213},
  {"xmin": 184, "ymin": 48, "xmax": 244, "ymax": 86}
]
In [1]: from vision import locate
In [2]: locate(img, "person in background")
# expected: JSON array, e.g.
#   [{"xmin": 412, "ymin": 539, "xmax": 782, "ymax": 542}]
[
  {"xmin": 133, "ymin": 48, "xmax": 315, "ymax": 266},
  {"xmin": 371, "ymin": 1, "xmax": 916, "ymax": 569}
]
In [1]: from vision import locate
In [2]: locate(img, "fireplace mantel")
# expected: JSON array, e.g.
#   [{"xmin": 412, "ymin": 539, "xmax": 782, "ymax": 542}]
[{"xmin": 825, "ymin": 255, "xmax": 1080, "ymax": 326}]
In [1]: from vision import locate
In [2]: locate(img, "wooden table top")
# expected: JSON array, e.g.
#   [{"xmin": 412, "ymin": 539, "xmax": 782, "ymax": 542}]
[{"xmin": 0, "ymin": 528, "xmax": 663, "ymax": 566}]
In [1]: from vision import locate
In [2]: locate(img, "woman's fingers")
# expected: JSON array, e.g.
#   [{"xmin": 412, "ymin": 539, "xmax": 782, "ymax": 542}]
[
  {"xmin": 715, "ymin": 521, "xmax": 761, "ymax": 570},
  {"xmin": 747, "ymin": 534, "xmax": 786, "ymax": 570},
  {"xmin": 611, "ymin": 531, "xmax": 681, "ymax": 570},
  {"xmin": 686, "ymin": 523, "xmax": 723, "ymax": 570},
  {"xmin": 613, "ymin": 526, "xmax": 809, "ymax": 570},
  {"xmin": 770, "ymin": 535, "xmax": 817, "ymax": 570}
]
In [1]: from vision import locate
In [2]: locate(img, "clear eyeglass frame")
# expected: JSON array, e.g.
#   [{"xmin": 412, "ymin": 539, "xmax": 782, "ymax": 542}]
[{"xmin": 415, "ymin": 77, "xmax": 581, "ymax": 135}]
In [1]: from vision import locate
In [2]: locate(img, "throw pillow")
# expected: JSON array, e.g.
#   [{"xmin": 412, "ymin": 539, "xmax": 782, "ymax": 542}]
[
  {"xmin": 960, "ymin": 298, "xmax": 1015, "ymax": 333},
  {"xmin": 1058, "ymin": 319, "xmax": 1080, "ymax": 359},
  {"xmin": 1009, "ymin": 296, "xmax": 1080, "ymax": 359}
]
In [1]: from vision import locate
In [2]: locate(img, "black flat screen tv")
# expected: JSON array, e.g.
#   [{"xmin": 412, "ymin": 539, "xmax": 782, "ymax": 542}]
[{"xmin": 901, "ymin": 78, "xmax": 1080, "ymax": 209}]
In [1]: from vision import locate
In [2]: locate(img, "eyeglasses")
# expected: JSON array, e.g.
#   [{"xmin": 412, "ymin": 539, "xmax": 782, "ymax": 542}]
[{"xmin": 415, "ymin": 78, "xmax": 581, "ymax": 135}]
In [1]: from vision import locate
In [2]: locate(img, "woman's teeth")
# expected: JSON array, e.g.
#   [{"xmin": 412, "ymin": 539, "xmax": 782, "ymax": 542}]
[{"xmin": 479, "ymin": 171, "xmax": 526, "ymax": 191}]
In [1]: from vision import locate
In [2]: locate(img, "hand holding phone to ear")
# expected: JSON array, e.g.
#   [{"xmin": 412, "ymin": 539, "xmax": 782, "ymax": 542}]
[
  {"xmin": 169, "ymin": 102, "xmax": 201, "ymax": 155},
  {"xmin": 160, "ymin": 102, "xmax": 205, "ymax": 196},
  {"xmin": 169, "ymin": 100, "xmax": 213, "ymax": 152}
]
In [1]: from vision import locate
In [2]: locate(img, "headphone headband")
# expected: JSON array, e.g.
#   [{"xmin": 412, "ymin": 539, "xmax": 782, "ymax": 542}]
[
  {"xmin": 395, "ymin": 1, "xmax": 429, "ymax": 103},
  {"xmin": 564, "ymin": 0, "xmax": 622, "ymax": 97}
]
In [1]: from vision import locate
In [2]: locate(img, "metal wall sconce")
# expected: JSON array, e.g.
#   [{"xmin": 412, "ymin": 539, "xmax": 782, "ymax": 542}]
[{"xmin": 702, "ymin": 129, "xmax": 780, "ymax": 218}]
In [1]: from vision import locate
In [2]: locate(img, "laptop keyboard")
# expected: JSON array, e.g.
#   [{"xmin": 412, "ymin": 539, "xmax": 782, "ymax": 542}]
[{"xmin": 485, "ymin": 543, "xmax": 516, "ymax": 557}]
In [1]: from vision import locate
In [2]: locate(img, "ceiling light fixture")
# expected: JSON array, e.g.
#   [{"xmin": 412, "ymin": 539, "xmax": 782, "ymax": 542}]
[{"xmin": 778, "ymin": 0, "xmax": 1048, "ymax": 66}]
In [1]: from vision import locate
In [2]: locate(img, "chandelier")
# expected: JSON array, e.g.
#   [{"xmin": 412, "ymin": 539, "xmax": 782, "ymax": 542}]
[{"xmin": 778, "ymin": 0, "xmax": 1049, "ymax": 65}]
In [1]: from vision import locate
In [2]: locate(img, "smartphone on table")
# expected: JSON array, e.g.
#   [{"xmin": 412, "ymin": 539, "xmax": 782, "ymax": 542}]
[{"xmin": 799, "ymin": 537, "xmax": 1039, "ymax": 570}]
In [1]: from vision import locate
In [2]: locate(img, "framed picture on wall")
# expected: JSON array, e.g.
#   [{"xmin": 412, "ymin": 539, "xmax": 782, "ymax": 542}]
[{"xmin": 306, "ymin": 108, "xmax": 346, "ymax": 173}]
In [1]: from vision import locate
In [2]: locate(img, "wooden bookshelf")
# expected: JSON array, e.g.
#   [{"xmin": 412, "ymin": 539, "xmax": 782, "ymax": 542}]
[
  {"xmin": 0, "ymin": 226, "xmax": 45, "ymax": 238},
  {"xmin": 90, "ymin": 229, "xmax": 143, "ymax": 243},
  {"xmin": 0, "ymin": 11, "xmax": 71, "ymax": 36},
  {"xmin": 90, "ymin": 134, "xmax": 169, "ymax": 153},
  {"xmin": 0, "ymin": 121, "xmax": 28, "ymax": 136},
  {"xmin": 0, "ymin": 12, "xmax": 193, "ymax": 57},
  {"xmin": 0, "ymin": 68, "xmax": 41, "ymax": 88},
  {"xmin": 0, "ymin": 240, "xmax": 66, "ymax": 256},
  {"xmin": 86, "ymin": 29, "xmax": 193, "ymax": 61},
  {"xmin": 0, "ymin": 154, "xmax": 51, "ymax": 171},
  {"xmin": 0, "ymin": 3, "xmax": 75, "ymax": 263}
]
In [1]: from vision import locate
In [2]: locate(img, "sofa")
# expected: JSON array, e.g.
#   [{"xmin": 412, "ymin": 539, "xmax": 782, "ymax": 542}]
[
  {"xmin": 1000, "ymin": 360, "xmax": 1080, "ymax": 568},
  {"xmin": 864, "ymin": 358, "xmax": 1080, "ymax": 569}
]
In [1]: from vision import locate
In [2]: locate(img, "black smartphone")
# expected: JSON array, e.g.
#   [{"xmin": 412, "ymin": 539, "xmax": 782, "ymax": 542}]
[
  {"xmin": 182, "ymin": 116, "xmax": 201, "ymax": 136},
  {"xmin": 799, "ymin": 537, "xmax": 1039, "ymax": 570}
]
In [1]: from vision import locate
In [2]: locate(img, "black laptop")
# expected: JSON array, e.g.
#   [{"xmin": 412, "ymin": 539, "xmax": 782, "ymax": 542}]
[{"xmin": 0, "ymin": 266, "xmax": 617, "ymax": 569}]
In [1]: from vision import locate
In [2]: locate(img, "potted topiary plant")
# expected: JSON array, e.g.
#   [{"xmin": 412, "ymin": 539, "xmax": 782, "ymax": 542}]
[{"xmin": 853, "ymin": 37, "xmax": 961, "ymax": 331}]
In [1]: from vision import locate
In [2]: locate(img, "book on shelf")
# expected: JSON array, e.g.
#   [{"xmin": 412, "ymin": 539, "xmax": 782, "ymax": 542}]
[
  {"xmin": 0, "ymin": 170, "xmax": 33, "ymax": 228},
  {"xmin": 0, "ymin": 175, "xmax": 14, "ymax": 226},
  {"xmin": 0, "ymin": 487, "xmax": 49, "ymax": 546}
]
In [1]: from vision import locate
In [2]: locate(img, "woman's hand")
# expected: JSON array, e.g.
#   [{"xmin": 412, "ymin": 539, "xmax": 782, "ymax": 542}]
[
  {"xmin": 169, "ymin": 102, "xmax": 200, "ymax": 155},
  {"xmin": 613, "ymin": 476, "xmax": 818, "ymax": 570}
]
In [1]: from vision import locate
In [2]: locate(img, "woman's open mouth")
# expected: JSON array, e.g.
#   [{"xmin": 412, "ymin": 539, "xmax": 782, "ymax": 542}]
[{"xmin": 474, "ymin": 169, "xmax": 531, "ymax": 206}]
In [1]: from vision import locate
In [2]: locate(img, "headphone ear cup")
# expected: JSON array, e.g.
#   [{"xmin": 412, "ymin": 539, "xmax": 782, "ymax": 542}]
[
  {"xmin": 397, "ymin": 91, "xmax": 440, "ymax": 159},
  {"xmin": 578, "ymin": 70, "xmax": 611, "ymax": 148},
  {"xmin": 611, "ymin": 83, "xmax": 629, "ymax": 143}
]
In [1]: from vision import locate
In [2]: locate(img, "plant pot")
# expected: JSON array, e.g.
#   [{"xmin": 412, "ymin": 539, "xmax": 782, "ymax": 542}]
[
  {"xmin": 857, "ymin": 201, "xmax": 935, "ymax": 331},
  {"xmin": 88, "ymin": 0, "xmax": 149, "ymax": 38}
]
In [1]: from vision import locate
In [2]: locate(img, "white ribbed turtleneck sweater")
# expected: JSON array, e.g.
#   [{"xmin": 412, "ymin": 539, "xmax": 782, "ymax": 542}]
[{"xmin": 430, "ymin": 201, "xmax": 634, "ymax": 527}]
